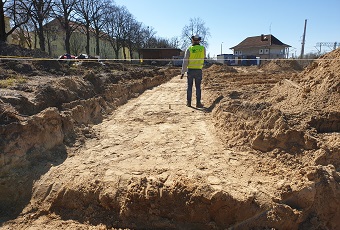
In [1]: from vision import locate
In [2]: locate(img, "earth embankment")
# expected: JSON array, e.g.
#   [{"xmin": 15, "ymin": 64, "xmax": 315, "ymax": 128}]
[{"xmin": 0, "ymin": 47, "xmax": 339, "ymax": 229}]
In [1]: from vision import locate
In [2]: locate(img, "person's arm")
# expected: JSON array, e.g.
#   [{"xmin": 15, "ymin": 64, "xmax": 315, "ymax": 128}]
[{"xmin": 181, "ymin": 49, "xmax": 190, "ymax": 75}]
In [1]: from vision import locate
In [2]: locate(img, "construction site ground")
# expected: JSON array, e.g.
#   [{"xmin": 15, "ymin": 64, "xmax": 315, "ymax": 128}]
[{"xmin": 0, "ymin": 44, "xmax": 339, "ymax": 229}]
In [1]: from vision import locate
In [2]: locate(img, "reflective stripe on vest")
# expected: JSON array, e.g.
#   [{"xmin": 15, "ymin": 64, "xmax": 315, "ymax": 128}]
[{"xmin": 188, "ymin": 45, "xmax": 204, "ymax": 69}]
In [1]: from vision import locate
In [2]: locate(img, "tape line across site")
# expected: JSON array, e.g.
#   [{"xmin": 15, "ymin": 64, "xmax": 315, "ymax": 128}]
[{"xmin": 0, "ymin": 56, "xmax": 340, "ymax": 61}]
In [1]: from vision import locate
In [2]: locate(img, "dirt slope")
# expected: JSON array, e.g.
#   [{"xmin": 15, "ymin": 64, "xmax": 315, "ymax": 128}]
[
  {"xmin": 1, "ymin": 77, "xmax": 310, "ymax": 230},
  {"xmin": 0, "ymin": 47, "xmax": 339, "ymax": 229}
]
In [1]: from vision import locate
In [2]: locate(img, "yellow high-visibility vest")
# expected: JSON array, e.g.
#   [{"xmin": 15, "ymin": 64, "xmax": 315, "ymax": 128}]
[{"xmin": 188, "ymin": 45, "xmax": 204, "ymax": 69}]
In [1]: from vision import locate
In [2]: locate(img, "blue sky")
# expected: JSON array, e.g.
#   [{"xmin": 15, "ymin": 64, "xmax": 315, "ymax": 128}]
[{"xmin": 115, "ymin": 0, "xmax": 340, "ymax": 58}]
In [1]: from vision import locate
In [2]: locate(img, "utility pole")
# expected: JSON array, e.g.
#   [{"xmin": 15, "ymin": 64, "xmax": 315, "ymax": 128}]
[{"xmin": 300, "ymin": 19, "xmax": 307, "ymax": 59}]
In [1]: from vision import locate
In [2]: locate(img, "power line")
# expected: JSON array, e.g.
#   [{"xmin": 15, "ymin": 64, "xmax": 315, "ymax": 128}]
[{"xmin": 315, "ymin": 42, "xmax": 339, "ymax": 53}]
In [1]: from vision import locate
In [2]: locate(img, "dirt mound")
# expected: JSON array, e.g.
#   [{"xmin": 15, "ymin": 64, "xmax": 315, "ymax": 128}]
[
  {"xmin": 206, "ymin": 63, "xmax": 238, "ymax": 73},
  {"xmin": 260, "ymin": 59, "xmax": 303, "ymax": 72},
  {"xmin": 202, "ymin": 50, "xmax": 340, "ymax": 228},
  {"xmin": 0, "ymin": 42, "xmax": 49, "ymax": 58},
  {"xmin": 270, "ymin": 48, "xmax": 340, "ymax": 121},
  {"xmin": 0, "ymin": 102, "xmax": 24, "ymax": 125},
  {"xmin": 299, "ymin": 48, "xmax": 340, "ymax": 94},
  {"xmin": 251, "ymin": 49, "xmax": 340, "ymax": 156}
]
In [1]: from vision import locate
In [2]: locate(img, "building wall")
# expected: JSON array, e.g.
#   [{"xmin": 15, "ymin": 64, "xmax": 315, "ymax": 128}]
[
  {"xmin": 34, "ymin": 19, "xmax": 130, "ymax": 59},
  {"xmin": 139, "ymin": 49, "xmax": 181, "ymax": 65},
  {"xmin": 140, "ymin": 49, "xmax": 181, "ymax": 60},
  {"xmin": 5, "ymin": 17, "xmax": 140, "ymax": 60},
  {"xmin": 233, "ymin": 47, "xmax": 286, "ymax": 59}
]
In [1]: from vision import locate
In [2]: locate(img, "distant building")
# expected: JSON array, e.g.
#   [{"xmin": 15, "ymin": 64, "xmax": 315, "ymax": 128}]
[
  {"xmin": 216, "ymin": 54, "xmax": 235, "ymax": 65},
  {"xmin": 230, "ymin": 34, "xmax": 290, "ymax": 59},
  {"xmin": 29, "ymin": 18, "xmax": 135, "ymax": 59},
  {"xmin": 139, "ymin": 48, "xmax": 182, "ymax": 65}
]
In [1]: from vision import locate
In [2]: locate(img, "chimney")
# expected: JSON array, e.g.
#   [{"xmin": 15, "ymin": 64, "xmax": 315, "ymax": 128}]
[{"xmin": 261, "ymin": 34, "xmax": 264, "ymax": 41}]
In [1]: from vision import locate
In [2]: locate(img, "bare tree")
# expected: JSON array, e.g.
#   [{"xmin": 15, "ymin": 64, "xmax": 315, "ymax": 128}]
[
  {"xmin": 13, "ymin": 20, "xmax": 34, "ymax": 48},
  {"xmin": 70, "ymin": 31, "xmax": 84, "ymax": 55},
  {"xmin": 2, "ymin": 0, "xmax": 32, "ymax": 42},
  {"xmin": 120, "ymin": 8, "xmax": 134, "ymax": 59},
  {"xmin": 140, "ymin": 25, "xmax": 156, "ymax": 48},
  {"xmin": 181, "ymin": 17, "xmax": 210, "ymax": 49},
  {"xmin": 53, "ymin": 0, "xmax": 77, "ymax": 54},
  {"xmin": 126, "ymin": 20, "xmax": 142, "ymax": 59},
  {"xmin": 91, "ymin": 0, "xmax": 110, "ymax": 57},
  {"xmin": 30, "ymin": 0, "xmax": 53, "ymax": 52},
  {"xmin": 103, "ymin": 5, "xmax": 128, "ymax": 59},
  {"xmin": 74, "ymin": 0, "xmax": 93, "ymax": 55},
  {"xmin": 169, "ymin": 36, "xmax": 180, "ymax": 49}
]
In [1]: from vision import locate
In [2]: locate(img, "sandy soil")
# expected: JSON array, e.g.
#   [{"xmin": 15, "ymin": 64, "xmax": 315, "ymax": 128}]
[
  {"xmin": 0, "ymin": 45, "xmax": 339, "ymax": 229},
  {"xmin": 2, "ymin": 77, "xmax": 300, "ymax": 230}
]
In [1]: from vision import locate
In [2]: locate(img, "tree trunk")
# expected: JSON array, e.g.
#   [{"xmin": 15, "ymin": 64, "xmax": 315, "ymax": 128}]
[
  {"xmin": 85, "ymin": 23, "xmax": 90, "ymax": 55},
  {"xmin": 128, "ymin": 41, "xmax": 133, "ymax": 60},
  {"xmin": 95, "ymin": 28, "xmax": 100, "ymax": 56},
  {"xmin": 64, "ymin": 19, "xmax": 71, "ymax": 54},
  {"xmin": 38, "ymin": 22, "xmax": 46, "ymax": 52},
  {"xmin": 114, "ymin": 41, "xmax": 119, "ymax": 59},
  {"xmin": 0, "ymin": 1, "xmax": 7, "ymax": 42},
  {"xmin": 34, "ymin": 31, "xmax": 38, "ymax": 49},
  {"xmin": 65, "ymin": 32, "xmax": 71, "ymax": 54},
  {"xmin": 123, "ymin": 46, "xmax": 126, "ymax": 60}
]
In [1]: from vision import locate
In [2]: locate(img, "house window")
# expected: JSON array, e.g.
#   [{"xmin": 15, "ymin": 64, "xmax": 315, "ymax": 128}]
[
  {"xmin": 264, "ymin": 49, "xmax": 269, "ymax": 54},
  {"xmin": 239, "ymin": 51, "xmax": 242, "ymax": 55},
  {"xmin": 259, "ymin": 49, "xmax": 264, "ymax": 54}
]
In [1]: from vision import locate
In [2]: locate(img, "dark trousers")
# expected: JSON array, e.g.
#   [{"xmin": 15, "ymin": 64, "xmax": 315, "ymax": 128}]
[{"xmin": 187, "ymin": 69, "xmax": 202, "ymax": 103}]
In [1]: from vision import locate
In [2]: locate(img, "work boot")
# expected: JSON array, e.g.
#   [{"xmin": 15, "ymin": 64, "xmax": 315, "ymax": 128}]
[
  {"xmin": 196, "ymin": 102, "xmax": 204, "ymax": 108},
  {"xmin": 186, "ymin": 101, "xmax": 191, "ymax": 107}
]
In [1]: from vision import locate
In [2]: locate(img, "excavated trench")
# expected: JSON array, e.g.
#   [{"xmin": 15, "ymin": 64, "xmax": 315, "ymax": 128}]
[
  {"xmin": 1, "ymin": 59, "xmax": 340, "ymax": 229},
  {"xmin": 0, "ymin": 65, "xmax": 177, "ymax": 223}
]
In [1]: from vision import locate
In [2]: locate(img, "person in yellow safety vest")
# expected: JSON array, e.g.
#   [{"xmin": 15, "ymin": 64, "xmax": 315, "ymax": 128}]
[{"xmin": 181, "ymin": 34, "xmax": 206, "ymax": 108}]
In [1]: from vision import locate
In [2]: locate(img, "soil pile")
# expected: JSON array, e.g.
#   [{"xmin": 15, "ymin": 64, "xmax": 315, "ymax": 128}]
[
  {"xmin": 270, "ymin": 48, "xmax": 340, "ymax": 130},
  {"xmin": 203, "ymin": 49, "xmax": 340, "ymax": 228},
  {"xmin": 0, "ymin": 42, "xmax": 49, "ymax": 58},
  {"xmin": 297, "ymin": 48, "xmax": 340, "ymax": 111},
  {"xmin": 260, "ymin": 59, "xmax": 303, "ymax": 72},
  {"xmin": 206, "ymin": 63, "xmax": 238, "ymax": 73}
]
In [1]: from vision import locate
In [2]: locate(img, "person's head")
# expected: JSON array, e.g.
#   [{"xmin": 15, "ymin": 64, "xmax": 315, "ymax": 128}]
[{"xmin": 191, "ymin": 34, "xmax": 201, "ymax": 44}]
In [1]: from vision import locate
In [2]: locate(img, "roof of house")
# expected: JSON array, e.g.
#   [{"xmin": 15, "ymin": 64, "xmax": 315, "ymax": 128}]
[{"xmin": 230, "ymin": 34, "xmax": 290, "ymax": 49}]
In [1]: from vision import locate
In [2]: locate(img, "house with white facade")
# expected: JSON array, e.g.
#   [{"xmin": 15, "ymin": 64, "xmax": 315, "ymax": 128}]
[{"xmin": 230, "ymin": 34, "xmax": 290, "ymax": 59}]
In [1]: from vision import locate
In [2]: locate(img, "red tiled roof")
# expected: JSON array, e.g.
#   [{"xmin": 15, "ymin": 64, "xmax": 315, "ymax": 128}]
[{"xmin": 230, "ymin": 34, "xmax": 290, "ymax": 49}]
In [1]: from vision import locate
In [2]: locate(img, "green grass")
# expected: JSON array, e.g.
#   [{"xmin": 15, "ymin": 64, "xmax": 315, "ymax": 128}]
[{"xmin": 0, "ymin": 76, "xmax": 27, "ymax": 88}]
